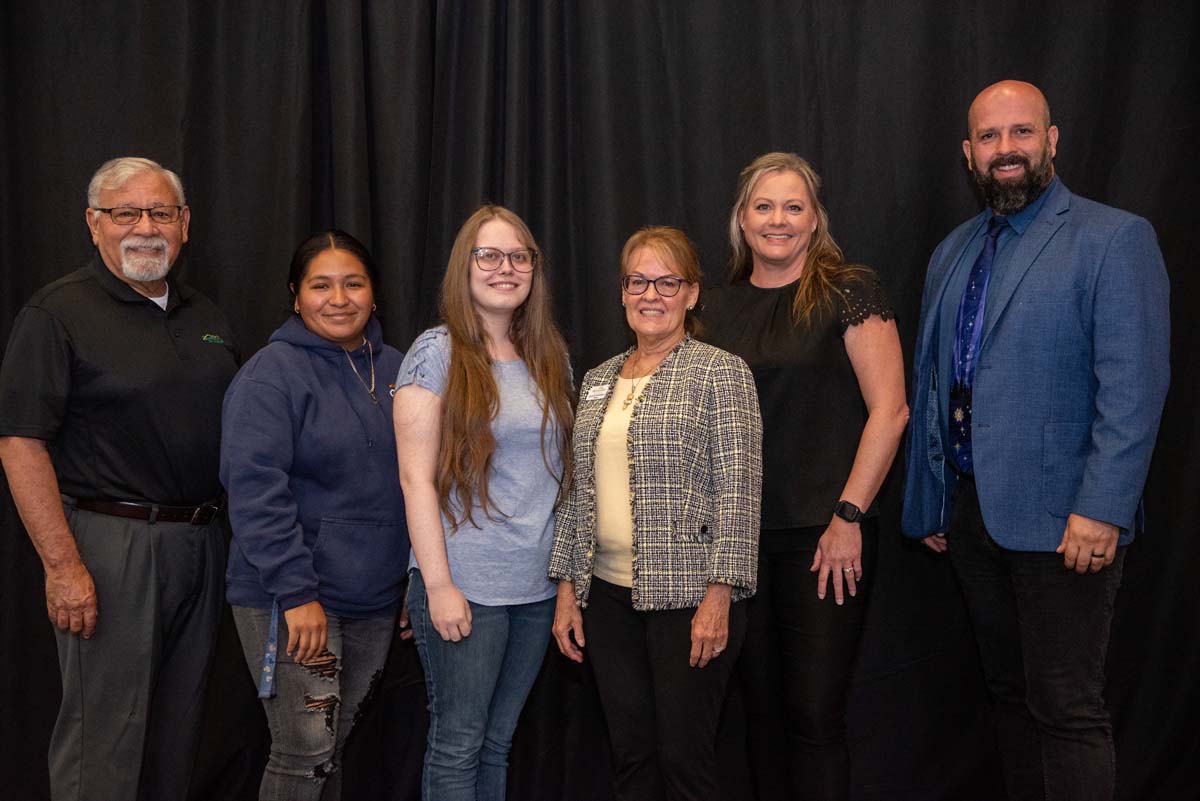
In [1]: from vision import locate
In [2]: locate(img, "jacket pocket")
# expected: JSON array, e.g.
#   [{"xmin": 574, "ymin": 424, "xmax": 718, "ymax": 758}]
[
  {"xmin": 1042, "ymin": 422, "xmax": 1091, "ymax": 517},
  {"xmin": 664, "ymin": 518, "xmax": 713, "ymax": 600},
  {"xmin": 672, "ymin": 523, "xmax": 714, "ymax": 544},
  {"xmin": 312, "ymin": 518, "xmax": 408, "ymax": 610},
  {"xmin": 671, "ymin": 487, "xmax": 715, "ymax": 544}
]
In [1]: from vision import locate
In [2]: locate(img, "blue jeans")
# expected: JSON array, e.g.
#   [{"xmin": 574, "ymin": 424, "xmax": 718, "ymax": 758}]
[
  {"xmin": 232, "ymin": 605, "xmax": 395, "ymax": 801},
  {"xmin": 407, "ymin": 569, "xmax": 554, "ymax": 801},
  {"xmin": 948, "ymin": 477, "xmax": 1124, "ymax": 801}
]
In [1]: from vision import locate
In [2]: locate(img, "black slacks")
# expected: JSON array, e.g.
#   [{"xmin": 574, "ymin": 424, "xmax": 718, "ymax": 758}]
[
  {"xmin": 736, "ymin": 520, "xmax": 878, "ymax": 801},
  {"xmin": 584, "ymin": 578, "xmax": 746, "ymax": 801},
  {"xmin": 948, "ymin": 476, "xmax": 1124, "ymax": 801}
]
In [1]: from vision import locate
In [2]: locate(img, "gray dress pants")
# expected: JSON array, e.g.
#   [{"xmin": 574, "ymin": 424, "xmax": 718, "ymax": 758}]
[{"xmin": 50, "ymin": 502, "xmax": 225, "ymax": 801}]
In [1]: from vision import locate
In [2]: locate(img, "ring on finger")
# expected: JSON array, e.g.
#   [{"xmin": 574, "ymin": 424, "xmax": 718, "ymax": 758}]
[{"xmin": 843, "ymin": 567, "xmax": 855, "ymax": 573}]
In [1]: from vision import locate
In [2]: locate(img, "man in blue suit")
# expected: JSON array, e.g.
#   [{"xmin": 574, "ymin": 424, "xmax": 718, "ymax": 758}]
[{"xmin": 902, "ymin": 80, "xmax": 1170, "ymax": 800}]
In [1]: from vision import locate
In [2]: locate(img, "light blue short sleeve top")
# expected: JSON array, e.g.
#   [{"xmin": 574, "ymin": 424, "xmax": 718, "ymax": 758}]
[{"xmin": 396, "ymin": 326, "xmax": 561, "ymax": 605}]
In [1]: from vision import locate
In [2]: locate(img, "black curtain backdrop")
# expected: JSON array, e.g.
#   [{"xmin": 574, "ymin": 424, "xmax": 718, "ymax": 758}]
[{"xmin": 2, "ymin": 2, "xmax": 1197, "ymax": 800}]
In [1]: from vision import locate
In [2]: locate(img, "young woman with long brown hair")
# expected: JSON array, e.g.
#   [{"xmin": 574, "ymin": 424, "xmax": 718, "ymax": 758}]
[{"xmin": 393, "ymin": 204, "xmax": 573, "ymax": 801}]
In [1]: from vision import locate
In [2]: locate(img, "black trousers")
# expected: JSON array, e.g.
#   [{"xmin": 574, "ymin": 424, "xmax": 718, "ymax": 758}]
[
  {"xmin": 948, "ymin": 477, "xmax": 1124, "ymax": 801},
  {"xmin": 583, "ymin": 578, "xmax": 746, "ymax": 801},
  {"xmin": 736, "ymin": 520, "xmax": 878, "ymax": 801}
]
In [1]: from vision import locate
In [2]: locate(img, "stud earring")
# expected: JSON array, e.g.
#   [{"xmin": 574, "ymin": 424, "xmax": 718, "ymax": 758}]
[{"xmin": 687, "ymin": 305, "xmax": 694, "ymax": 311}]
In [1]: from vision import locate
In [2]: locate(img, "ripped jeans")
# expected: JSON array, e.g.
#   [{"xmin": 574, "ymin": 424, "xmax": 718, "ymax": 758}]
[{"xmin": 232, "ymin": 605, "xmax": 395, "ymax": 801}]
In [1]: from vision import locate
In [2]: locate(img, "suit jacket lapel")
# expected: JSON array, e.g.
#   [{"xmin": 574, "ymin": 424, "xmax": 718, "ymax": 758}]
[
  {"xmin": 919, "ymin": 214, "xmax": 987, "ymax": 359},
  {"xmin": 980, "ymin": 182, "xmax": 1071, "ymax": 346}
]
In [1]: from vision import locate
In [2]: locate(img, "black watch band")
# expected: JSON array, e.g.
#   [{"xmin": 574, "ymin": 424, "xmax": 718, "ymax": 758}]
[{"xmin": 833, "ymin": 500, "xmax": 864, "ymax": 523}]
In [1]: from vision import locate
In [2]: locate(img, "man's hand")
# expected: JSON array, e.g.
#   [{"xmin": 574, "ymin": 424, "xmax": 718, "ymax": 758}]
[
  {"xmin": 921, "ymin": 532, "xmax": 948, "ymax": 553},
  {"xmin": 45, "ymin": 558, "xmax": 98, "ymax": 637},
  {"xmin": 1056, "ymin": 513, "xmax": 1119, "ymax": 573},
  {"xmin": 0, "ymin": 436, "xmax": 99, "ymax": 638}
]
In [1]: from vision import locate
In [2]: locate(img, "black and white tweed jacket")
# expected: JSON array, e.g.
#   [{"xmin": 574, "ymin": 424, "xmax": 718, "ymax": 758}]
[{"xmin": 549, "ymin": 336, "xmax": 762, "ymax": 611}]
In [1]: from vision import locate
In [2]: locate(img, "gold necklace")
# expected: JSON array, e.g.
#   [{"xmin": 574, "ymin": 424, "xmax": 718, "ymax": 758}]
[
  {"xmin": 345, "ymin": 338, "xmax": 378, "ymax": 404},
  {"xmin": 622, "ymin": 352, "xmax": 645, "ymax": 410}
]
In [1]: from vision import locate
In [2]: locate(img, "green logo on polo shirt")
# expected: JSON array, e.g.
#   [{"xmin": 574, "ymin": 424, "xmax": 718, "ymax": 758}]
[{"xmin": 201, "ymin": 334, "xmax": 226, "ymax": 344}]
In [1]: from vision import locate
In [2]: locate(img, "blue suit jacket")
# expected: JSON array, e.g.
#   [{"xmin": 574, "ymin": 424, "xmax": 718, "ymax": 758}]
[{"xmin": 902, "ymin": 179, "xmax": 1170, "ymax": 550}]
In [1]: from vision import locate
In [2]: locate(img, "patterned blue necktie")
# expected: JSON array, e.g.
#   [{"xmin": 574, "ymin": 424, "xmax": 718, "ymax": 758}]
[{"xmin": 949, "ymin": 216, "xmax": 1006, "ymax": 475}]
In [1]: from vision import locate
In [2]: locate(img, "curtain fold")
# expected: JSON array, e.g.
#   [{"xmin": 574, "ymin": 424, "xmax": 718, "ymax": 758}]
[{"xmin": 1, "ymin": 2, "xmax": 1197, "ymax": 799}]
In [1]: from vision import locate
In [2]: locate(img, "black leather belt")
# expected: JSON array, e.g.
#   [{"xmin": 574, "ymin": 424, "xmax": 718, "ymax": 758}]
[{"xmin": 72, "ymin": 497, "xmax": 222, "ymax": 525}]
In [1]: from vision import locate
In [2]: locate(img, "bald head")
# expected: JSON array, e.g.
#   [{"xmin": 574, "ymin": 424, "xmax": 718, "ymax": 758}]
[
  {"xmin": 967, "ymin": 80, "xmax": 1052, "ymax": 137},
  {"xmin": 962, "ymin": 80, "xmax": 1059, "ymax": 214}
]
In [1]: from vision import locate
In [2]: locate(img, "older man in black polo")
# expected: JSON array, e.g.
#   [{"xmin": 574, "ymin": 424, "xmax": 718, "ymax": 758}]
[{"xmin": 0, "ymin": 157, "xmax": 239, "ymax": 801}]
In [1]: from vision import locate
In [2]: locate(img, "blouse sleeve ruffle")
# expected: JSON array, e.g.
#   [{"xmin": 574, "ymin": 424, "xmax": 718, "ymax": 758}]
[{"xmin": 837, "ymin": 270, "xmax": 895, "ymax": 331}]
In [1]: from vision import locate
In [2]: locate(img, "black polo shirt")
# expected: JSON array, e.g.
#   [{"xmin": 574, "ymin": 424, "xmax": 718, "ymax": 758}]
[{"xmin": 0, "ymin": 256, "xmax": 239, "ymax": 505}]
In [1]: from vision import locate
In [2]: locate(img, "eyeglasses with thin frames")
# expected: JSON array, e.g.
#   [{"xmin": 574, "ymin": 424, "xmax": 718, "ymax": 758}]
[
  {"xmin": 472, "ymin": 247, "xmax": 538, "ymax": 273},
  {"xmin": 92, "ymin": 206, "xmax": 184, "ymax": 226},
  {"xmin": 621, "ymin": 274, "xmax": 689, "ymax": 297}
]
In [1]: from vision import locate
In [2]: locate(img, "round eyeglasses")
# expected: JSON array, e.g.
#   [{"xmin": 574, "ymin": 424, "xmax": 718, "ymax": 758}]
[
  {"xmin": 92, "ymin": 206, "xmax": 184, "ymax": 226},
  {"xmin": 621, "ymin": 274, "xmax": 688, "ymax": 297},
  {"xmin": 472, "ymin": 247, "xmax": 538, "ymax": 273}
]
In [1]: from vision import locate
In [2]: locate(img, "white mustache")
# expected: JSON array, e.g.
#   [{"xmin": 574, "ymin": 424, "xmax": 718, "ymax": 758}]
[{"xmin": 121, "ymin": 235, "xmax": 168, "ymax": 253}]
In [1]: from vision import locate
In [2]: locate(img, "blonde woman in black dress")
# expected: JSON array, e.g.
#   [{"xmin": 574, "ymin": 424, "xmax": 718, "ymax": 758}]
[{"xmin": 700, "ymin": 153, "xmax": 908, "ymax": 801}]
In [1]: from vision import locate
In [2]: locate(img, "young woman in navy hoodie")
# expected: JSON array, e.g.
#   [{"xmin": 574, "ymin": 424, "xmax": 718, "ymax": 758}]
[{"xmin": 220, "ymin": 230, "xmax": 409, "ymax": 800}]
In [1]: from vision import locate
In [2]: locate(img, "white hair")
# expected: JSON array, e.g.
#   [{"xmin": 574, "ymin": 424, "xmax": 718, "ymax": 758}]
[{"xmin": 86, "ymin": 157, "xmax": 186, "ymax": 207}]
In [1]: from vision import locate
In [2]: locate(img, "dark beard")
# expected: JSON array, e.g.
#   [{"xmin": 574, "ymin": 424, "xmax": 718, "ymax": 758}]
[{"xmin": 971, "ymin": 151, "xmax": 1054, "ymax": 215}]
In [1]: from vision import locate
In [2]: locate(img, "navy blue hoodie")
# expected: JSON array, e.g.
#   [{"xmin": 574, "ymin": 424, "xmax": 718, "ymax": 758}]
[{"xmin": 221, "ymin": 314, "xmax": 409, "ymax": 616}]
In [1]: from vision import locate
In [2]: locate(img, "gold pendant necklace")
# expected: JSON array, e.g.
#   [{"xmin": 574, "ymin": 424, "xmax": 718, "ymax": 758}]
[
  {"xmin": 622, "ymin": 352, "xmax": 644, "ymax": 410},
  {"xmin": 346, "ymin": 338, "xmax": 378, "ymax": 404}
]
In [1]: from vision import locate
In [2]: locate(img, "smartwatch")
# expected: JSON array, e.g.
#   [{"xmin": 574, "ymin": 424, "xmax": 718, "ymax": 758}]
[{"xmin": 833, "ymin": 499, "xmax": 864, "ymax": 524}]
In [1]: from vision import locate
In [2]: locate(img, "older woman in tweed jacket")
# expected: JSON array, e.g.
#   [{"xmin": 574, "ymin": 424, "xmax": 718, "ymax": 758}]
[{"xmin": 549, "ymin": 226, "xmax": 762, "ymax": 801}]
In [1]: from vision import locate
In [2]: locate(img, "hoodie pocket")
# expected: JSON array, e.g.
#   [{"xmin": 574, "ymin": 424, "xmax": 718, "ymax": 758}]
[{"xmin": 312, "ymin": 518, "xmax": 408, "ymax": 610}]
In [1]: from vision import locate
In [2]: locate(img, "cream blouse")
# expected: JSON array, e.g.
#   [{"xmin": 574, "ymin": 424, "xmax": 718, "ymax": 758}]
[{"xmin": 592, "ymin": 376, "xmax": 639, "ymax": 587}]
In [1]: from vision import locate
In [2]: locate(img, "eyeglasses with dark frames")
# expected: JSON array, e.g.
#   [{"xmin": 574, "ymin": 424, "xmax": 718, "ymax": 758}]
[
  {"xmin": 92, "ymin": 206, "xmax": 184, "ymax": 226},
  {"xmin": 472, "ymin": 247, "xmax": 538, "ymax": 273},
  {"xmin": 620, "ymin": 274, "xmax": 689, "ymax": 297}
]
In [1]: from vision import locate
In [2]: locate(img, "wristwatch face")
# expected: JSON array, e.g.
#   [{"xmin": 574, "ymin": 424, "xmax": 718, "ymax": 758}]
[{"xmin": 834, "ymin": 500, "xmax": 862, "ymax": 522}]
